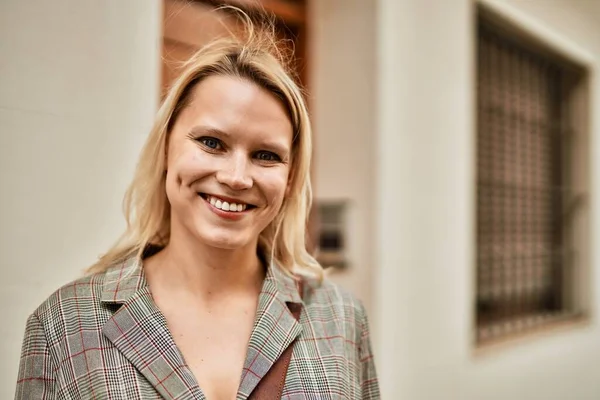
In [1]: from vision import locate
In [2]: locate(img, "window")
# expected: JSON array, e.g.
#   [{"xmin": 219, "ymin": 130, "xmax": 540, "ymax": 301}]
[
  {"xmin": 315, "ymin": 201, "xmax": 348, "ymax": 270},
  {"xmin": 475, "ymin": 10, "xmax": 590, "ymax": 344}
]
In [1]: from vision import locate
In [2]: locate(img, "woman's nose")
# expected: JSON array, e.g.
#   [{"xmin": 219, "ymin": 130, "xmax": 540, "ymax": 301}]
[{"xmin": 215, "ymin": 152, "xmax": 253, "ymax": 190}]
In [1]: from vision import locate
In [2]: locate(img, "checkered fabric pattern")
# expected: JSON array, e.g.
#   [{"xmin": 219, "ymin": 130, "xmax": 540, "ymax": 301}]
[{"xmin": 15, "ymin": 256, "xmax": 380, "ymax": 399}]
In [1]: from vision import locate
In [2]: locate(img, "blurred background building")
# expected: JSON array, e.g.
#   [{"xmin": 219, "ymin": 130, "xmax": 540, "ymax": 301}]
[{"xmin": 1, "ymin": 0, "xmax": 600, "ymax": 398}]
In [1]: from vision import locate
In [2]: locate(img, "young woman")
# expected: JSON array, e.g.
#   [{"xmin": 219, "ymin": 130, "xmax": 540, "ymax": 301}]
[{"xmin": 16, "ymin": 16, "xmax": 379, "ymax": 400}]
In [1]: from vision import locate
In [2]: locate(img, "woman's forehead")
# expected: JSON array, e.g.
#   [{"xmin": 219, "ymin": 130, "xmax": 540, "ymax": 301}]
[{"xmin": 173, "ymin": 76, "xmax": 294, "ymax": 142}]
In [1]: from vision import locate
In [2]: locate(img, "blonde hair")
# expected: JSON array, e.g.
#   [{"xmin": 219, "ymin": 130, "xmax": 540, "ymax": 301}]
[{"xmin": 87, "ymin": 10, "xmax": 322, "ymax": 280}]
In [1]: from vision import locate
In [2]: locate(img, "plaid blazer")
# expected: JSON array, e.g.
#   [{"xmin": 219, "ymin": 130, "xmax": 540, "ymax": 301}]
[{"xmin": 15, "ymin": 257, "xmax": 380, "ymax": 399}]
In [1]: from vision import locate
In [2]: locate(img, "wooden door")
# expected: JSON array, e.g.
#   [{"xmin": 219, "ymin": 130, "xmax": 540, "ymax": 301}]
[{"xmin": 161, "ymin": 0, "xmax": 308, "ymax": 97}]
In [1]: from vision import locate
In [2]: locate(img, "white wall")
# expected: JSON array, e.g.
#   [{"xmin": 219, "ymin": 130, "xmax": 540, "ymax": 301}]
[
  {"xmin": 376, "ymin": 0, "xmax": 600, "ymax": 399},
  {"xmin": 309, "ymin": 0, "xmax": 377, "ymax": 314},
  {"xmin": 0, "ymin": 0, "xmax": 161, "ymax": 397}
]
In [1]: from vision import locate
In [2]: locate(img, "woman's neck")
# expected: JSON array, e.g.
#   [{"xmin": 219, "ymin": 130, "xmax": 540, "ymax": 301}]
[{"xmin": 144, "ymin": 232, "xmax": 265, "ymax": 301}]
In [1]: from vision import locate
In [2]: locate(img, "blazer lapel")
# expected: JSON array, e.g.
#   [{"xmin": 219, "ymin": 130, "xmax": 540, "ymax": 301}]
[
  {"xmin": 237, "ymin": 264, "xmax": 304, "ymax": 399},
  {"xmin": 100, "ymin": 258, "xmax": 203, "ymax": 400}
]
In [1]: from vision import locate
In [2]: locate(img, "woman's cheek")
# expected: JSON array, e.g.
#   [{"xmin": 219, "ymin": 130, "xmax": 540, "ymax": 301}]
[
  {"xmin": 173, "ymin": 149, "xmax": 211, "ymax": 186},
  {"xmin": 263, "ymin": 173, "xmax": 290, "ymax": 210}
]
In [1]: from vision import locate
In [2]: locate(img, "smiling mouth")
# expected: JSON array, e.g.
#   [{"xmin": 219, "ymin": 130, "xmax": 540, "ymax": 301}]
[{"xmin": 198, "ymin": 193, "xmax": 256, "ymax": 213}]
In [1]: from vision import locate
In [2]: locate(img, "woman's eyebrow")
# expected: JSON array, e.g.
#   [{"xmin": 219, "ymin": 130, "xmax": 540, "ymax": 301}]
[
  {"xmin": 188, "ymin": 126, "xmax": 231, "ymax": 138},
  {"xmin": 260, "ymin": 141, "xmax": 290, "ymax": 155}
]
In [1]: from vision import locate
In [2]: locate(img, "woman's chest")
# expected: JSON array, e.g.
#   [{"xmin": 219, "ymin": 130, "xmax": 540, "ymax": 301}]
[
  {"xmin": 53, "ymin": 328, "xmax": 361, "ymax": 400},
  {"xmin": 167, "ymin": 310, "xmax": 256, "ymax": 400}
]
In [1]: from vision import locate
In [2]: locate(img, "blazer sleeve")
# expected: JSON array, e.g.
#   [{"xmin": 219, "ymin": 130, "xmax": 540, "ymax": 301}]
[
  {"xmin": 15, "ymin": 313, "xmax": 57, "ymax": 400},
  {"xmin": 358, "ymin": 303, "xmax": 381, "ymax": 399}
]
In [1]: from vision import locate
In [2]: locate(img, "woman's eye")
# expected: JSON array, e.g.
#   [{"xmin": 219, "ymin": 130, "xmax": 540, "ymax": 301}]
[
  {"xmin": 255, "ymin": 151, "xmax": 281, "ymax": 162},
  {"xmin": 198, "ymin": 137, "xmax": 221, "ymax": 150}
]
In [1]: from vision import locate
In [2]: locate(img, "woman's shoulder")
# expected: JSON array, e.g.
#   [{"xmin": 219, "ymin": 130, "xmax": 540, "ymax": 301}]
[
  {"xmin": 29, "ymin": 271, "xmax": 106, "ymax": 323},
  {"xmin": 303, "ymin": 276, "xmax": 370, "ymax": 329},
  {"xmin": 29, "ymin": 260, "xmax": 135, "ymax": 326},
  {"xmin": 307, "ymin": 277, "xmax": 365, "ymax": 305}
]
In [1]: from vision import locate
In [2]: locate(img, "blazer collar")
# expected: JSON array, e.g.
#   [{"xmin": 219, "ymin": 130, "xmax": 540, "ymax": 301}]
[
  {"xmin": 238, "ymin": 260, "xmax": 304, "ymax": 398},
  {"xmin": 265, "ymin": 258, "xmax": 304, "ymax": 304},
  {"xmin": 100, "ymin": 257, "xmax": 201, "ymax": 399},
  {"xmin": 100, "ymin": 256, "xmax": 147, "ymax": 304},
  {"xmin": 100, "ymin": 256, "xmax": 304, "ymax": 400}
]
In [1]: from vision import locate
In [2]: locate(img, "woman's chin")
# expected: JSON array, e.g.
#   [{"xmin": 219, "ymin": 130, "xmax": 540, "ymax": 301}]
[{"xmin": 197, "ymin": 230, "xmax": 253, "ymax": 251}]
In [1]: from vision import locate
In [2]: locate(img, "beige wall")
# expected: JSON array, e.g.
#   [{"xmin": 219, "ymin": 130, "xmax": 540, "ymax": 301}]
[
  {"xmin": 309, "ymin": 0, "xmax": 377, "ymax": 314},
  {"xmin": 376, "ymin": 0, "xmax": 474, "ymax": 396},
  {"xmin": 376, "ymin": 0, "xmax": 600, "ymax": 399},
  {"xmin": 0, "ymin": 0, "xmax": 161, "ymax": 397}
]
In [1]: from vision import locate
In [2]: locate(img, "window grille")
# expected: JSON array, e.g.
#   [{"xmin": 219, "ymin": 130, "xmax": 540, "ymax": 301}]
[{"xmin": 476, "ymin": 15, "xmax": 588, "ymax": 343}]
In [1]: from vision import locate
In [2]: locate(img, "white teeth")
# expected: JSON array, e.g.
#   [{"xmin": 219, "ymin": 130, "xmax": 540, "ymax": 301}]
[{"xmin": 206, "ymin": 195, "xmax": 248, "ymax": 212}]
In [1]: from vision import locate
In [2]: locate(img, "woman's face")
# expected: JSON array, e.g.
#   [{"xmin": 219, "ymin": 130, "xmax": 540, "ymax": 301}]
[{"xmin": 165, "ymin": 75, "xmax": 293, "ymax": 251}]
